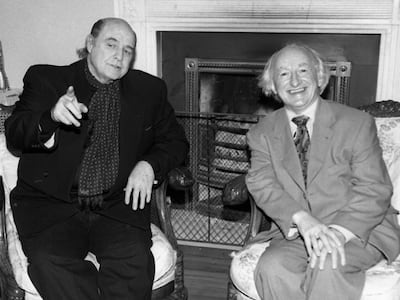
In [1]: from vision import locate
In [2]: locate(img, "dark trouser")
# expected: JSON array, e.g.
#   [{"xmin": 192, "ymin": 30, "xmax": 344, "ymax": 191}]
[{"xmin": 19, "ymin": 210, "xmax": 155, "ymax": 300}]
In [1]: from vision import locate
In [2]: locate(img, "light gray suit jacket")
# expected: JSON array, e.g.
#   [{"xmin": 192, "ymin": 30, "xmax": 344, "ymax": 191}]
[{"xmin": 246, "ymin": 99, "xmax": 400, "ymax": 263}]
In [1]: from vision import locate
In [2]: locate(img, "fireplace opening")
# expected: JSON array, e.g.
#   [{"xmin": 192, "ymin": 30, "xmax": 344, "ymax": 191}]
[
  {"xmin": 159, "ymin": 31, "xmax": 380, "ymax": 246},
  {"xmin": 158, "ymin": 31, "xmax": 380, "ymax": 110}
]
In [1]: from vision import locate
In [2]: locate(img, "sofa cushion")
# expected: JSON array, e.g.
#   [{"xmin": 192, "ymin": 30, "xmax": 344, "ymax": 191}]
[
  {"xmin": 230, "ymin": 242, "xmax": 270, "ymax": 300},
  {"xmin": 0, "ymin": 134, "xmax": 176, "ymax": 298},
  {"xmin": 375, "ymin": 117, "xmax": 400, "ymax": 214},
  {"xmin": 230, "ymin": 242, "xmax": 400, "ymax": 300},
  {"xmin": 375, "ymin": 117, "xmax": 400, "ymax": 167}
]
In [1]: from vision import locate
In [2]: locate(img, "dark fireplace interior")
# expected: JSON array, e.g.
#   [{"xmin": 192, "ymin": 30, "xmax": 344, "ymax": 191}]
[{"xmin": 158, "ymin": 31, "xmax": 380, "ymax": 111}]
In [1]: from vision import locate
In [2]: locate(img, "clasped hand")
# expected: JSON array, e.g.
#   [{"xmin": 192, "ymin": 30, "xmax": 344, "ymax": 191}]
[{"xmin": 295, "ymin": 212, "xmax": 346, "ymax": 270}]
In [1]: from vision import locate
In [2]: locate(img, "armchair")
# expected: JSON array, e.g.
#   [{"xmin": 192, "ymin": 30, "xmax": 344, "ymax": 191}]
[
  {"xmin": 0, "ymin": 107, "xmax": 188, "ymax": 300},
  {"xmin": 228, "ymin": 100, "xmax": 400, "ymax": 300}
]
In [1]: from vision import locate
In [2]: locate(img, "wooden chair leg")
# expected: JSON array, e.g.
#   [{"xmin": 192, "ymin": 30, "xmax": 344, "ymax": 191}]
[
  {"xmin": 0, "ymin": 242, "xmax": 24, "ymax": 300},
  {"xmin": 227, "ymin": 279, "xmax": 240, "ymax": 300},
  {"xmin": 164, "ymin": 249, "xmax": 188, "ymax": 300}
]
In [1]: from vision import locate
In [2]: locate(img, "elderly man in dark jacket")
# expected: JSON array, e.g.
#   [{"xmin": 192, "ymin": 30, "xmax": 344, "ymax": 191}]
[{"xmin": 5, "ymin": 17, "xmax": 188, "ymax": 300}]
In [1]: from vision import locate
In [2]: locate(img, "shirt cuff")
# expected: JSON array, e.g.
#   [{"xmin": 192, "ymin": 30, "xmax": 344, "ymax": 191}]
[
  {"xmin": 288, "ymin": 227, "xmax": 298, "ymax": 237},
  {"xmin": 329, "ymin": 224, "xmax": 356, "ymax": 243},
  {"xmin": 39, "ymin": 110, "xmax": 59, "ymax": 137}
]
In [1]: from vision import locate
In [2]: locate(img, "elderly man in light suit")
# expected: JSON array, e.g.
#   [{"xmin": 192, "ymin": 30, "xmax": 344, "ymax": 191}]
[{"xmin": 246, "ymin": 44, "xmax": 400, "ymax": 300}]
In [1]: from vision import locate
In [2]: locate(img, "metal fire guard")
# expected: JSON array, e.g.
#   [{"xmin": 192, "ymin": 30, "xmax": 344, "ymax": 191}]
[{"xmin": 170, "ymin": 112, "xmax": 260, "ymax": 246}]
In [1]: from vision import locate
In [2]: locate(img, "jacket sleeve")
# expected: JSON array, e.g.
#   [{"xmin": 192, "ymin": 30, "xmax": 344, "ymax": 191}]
[
  {"xmin": 246, "ymin": 124, "xmax": 305, "ymax": 239},
  {"xmin": 5, "ymin": 65, "xmax": 60, "ymax": 152},
  {"xmin": 140, "ymin": 80, "xmax": 189, "ymax": 184},
  {"xmin": 331, "ymin": 115, "xmax": 393, "ymax": 245}
]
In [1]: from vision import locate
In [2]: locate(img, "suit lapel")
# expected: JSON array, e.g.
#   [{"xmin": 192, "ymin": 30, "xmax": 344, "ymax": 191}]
[
  {"xmin": 119, "ymin": 74, "xmax": 146, "ymax": 149},
  {"xmin": 115, "ymin": 74, "xmax": 147, "ymax": 185},
  {"xmin": 307, "ymin": 100, "xmax": 335, "ymax": 185},
  {"xmin": 72, "ymin": 59, "xmax": 95, "ymax": 108},
  {"xmin": 271, "ymin": 109, "xmax": 306, "ymax": 191},
  {"xmin": 71, "ymin": 59, "xmax": 96, "ymax": 139}
]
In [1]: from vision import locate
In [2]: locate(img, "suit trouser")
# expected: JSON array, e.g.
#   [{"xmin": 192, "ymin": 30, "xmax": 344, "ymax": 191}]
[
  {"xmin": 254, "ymin": 236, "xmax": 383, "ymax": 300},
  {"xmin": 19, "ymin": 209, "xmax": 155, "ymax": 300}
]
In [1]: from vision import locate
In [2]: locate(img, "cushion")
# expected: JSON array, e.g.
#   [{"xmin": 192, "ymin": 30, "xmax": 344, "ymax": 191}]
[
  {"xmin": 229, "ymin": 116, "xmax": 400, "ymax": 300},
  {"xmin": 0, "ymin": 134, "xmax": 176, "ymax": 299},
  {"xmin": 230, "ymin": 242, "xmax": 400, "ymax": 300},
  {"xmin": 375, "ymin": 117, "xmax": 400, "ymax": 214},
  {"xmin": 230, "ymin": 242, "xmax": 270, "ymax": 300},
  {"xmin": 375, "ymin": 117, "xmax": 400, "ymax": 167}
]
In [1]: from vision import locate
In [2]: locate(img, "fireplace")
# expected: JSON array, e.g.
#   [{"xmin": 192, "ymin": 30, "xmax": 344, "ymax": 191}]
[{"xmin": 115, "ymin": 0, "xmax": 400, "ymax": 247}]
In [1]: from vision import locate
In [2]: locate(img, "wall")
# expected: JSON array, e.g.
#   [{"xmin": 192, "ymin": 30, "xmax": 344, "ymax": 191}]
[{"xmin": 0, "ymin": 0, "xmax": 114, "ymax": 89}]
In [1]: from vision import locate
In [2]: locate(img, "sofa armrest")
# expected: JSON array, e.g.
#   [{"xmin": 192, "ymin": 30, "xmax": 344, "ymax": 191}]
[
  {"xmin": 245, "ymin": 195, "xmax": 272, "ymax": 242},
  {"xmin": 167, "ymin": 166, "xmax": 195, "ymax": 191},
  {"xmin": 221, "ymin": 174, "xmax": 249, "ymax": 206},
  {"xmin": 151, "ymin": 178, "xmax": 188, "ymax": 299},
  {"xmin": 358, "ymin": 100, "xmax": 400, "ymax": 117},
  {"xmin": 0, "ymin": 176, "xmax": 25, "ymax": 299},
  {"xmin": 152, "ymin": 180, "xmax": 178, "ymax": 249}
]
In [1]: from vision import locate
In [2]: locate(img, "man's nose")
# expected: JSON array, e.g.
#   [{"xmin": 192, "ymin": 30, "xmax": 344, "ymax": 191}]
[
  {"xmin": 114, "ymin": 48, "xmax": 123, "ymax": 61},
  {"xmin": 290, "ymin": 72, "xmax": 300, "ymax": 87}
]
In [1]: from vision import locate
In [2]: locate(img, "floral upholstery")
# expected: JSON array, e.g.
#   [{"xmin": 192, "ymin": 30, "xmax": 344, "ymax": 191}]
[
  {"xmin": 0, "ymin": 134, "xmax": 177, "ymax": 300},
  {"xmin": 230, "ymin": 115, "xmax": 400, "ymax": 300}
]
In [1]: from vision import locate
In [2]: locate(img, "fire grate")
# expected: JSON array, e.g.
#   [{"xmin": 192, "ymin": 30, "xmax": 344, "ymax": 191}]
[{"xmin": 170, "ymin": 112, "xmax": 260, "ymax": 246}]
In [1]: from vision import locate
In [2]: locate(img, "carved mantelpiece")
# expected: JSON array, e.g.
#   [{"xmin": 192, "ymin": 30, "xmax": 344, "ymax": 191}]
[{"xmin": 114, "ymin": 0, "xmax": 400, "ymax": 102}]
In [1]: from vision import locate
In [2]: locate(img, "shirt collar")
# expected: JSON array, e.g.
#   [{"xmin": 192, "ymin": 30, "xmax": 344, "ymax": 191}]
[{"xmin": 285, "ymin": 98, "xmax": 320, "ymax": 136}]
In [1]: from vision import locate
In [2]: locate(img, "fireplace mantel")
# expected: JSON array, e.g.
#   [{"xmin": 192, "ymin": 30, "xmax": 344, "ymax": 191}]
[{"xmin": 114, "ymin": 0, "xmax": 400, "ymax": 102}]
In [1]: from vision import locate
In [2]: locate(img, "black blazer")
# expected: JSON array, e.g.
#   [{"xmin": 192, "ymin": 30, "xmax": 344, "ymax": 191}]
[{"xmin": 5, "ymin": 59, "xmax": 188, "ymax": 237}]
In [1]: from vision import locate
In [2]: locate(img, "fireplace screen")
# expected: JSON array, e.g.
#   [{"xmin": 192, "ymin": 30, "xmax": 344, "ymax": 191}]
[
  {"xmin": 185, "ymin": 58, "xmax": 352, "ymax": 113},
  {"xmin": 171, "ymin": 58, "xmax": 352, "ymax": 247}
]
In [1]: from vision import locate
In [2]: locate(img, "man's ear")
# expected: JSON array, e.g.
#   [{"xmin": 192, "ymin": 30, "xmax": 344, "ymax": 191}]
[
  {"xmin": 270, "ymin": 81, "xmax": 277, "ymax": 95},
  {"xmin": 86, "ymin": 35, "xmax": 95, "ymax": 53},
  {"xmin": 317, "ymin": 77, "xmax": 323, "ymax": 88},
  {"xmin": 317, "ymin": 68, "xmax": 326, "ymax": 89},
  {"xmin": 316, "ymin": 67, "xmax": 330, "ymax": 94}
]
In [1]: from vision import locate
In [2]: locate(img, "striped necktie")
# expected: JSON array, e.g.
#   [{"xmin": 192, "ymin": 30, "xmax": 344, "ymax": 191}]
[{"xmin": 292, "ymin": 115, "xmax": 310, "ymax": 186}]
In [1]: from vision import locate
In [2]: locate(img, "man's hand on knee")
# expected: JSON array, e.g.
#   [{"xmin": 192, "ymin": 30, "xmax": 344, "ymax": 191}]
[
  {"xmin": 310, "ymin": 229, "xmax": 346, "ymax": 270},
  {"xmin": 124, "ymin": 161, "xmax": 155, "ymax": 210}
]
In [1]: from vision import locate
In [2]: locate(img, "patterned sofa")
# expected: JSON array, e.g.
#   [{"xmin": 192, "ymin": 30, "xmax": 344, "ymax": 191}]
[
  {"xmin": 228, "ymin": 100, "xmax": 400, "ymax": 300},
  {"xmin": 0, "ymin": 107, "xmax": 188, "ymax": 300}
]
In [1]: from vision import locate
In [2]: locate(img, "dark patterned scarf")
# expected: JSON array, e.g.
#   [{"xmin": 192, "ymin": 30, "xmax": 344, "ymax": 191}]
[{"xmin": 78, "ymin": 64, "xmax": 120, "ymax": 209}]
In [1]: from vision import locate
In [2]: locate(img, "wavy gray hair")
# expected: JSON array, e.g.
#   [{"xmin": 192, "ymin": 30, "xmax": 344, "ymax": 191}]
[{"xmin": 258, "ymin": 44, "xmax": 330, "ymax": 99}]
